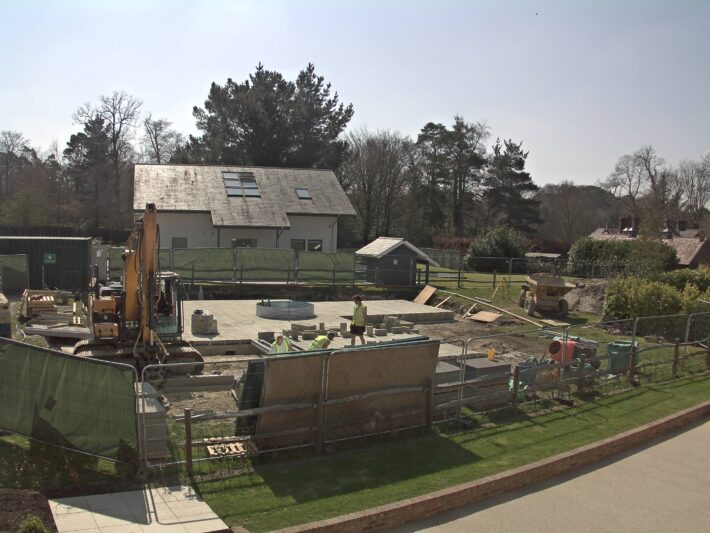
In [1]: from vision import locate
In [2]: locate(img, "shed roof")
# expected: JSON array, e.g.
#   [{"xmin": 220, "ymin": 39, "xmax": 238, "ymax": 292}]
[
  {"xmin": 355, "ymin": 237, "xmax": 439, "ymax": 266},
  {"xmin": 133, "ymin": 164, "xmax": 356, "ymax": 229}
]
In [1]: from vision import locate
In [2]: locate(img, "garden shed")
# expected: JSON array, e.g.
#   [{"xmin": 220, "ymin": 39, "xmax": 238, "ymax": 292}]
[{"xmin": 356, "ymin": 237, "xmax": 438, "ymax": 286}]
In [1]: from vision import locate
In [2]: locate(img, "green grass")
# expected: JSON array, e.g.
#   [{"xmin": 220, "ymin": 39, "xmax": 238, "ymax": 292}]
[{"xmin": 195, "ymin": 372, "xmax": 710, "ymax": 532}]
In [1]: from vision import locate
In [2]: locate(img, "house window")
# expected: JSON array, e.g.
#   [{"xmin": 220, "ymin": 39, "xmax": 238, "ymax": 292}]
[
  {"xmin": 291, "ymin": 239, "xmax": 306, "ymax": 251},
  {"xmin": 171, "ymin": 237, "xmax": 187, "ymax": 249},
  {"xmin": 223, "ymin": 172, "xmax": 261, "ymax": 198},
  {"xmin": 307, "ymin": 240, "xmax": 323, "ymax": 252},
  {"xmin": 296, "ymin": 188, "xmax": 312, "ymax": 200},
  {"xmin": 232, "ymin": 238, "xmax": 257, "ymax": 248}
]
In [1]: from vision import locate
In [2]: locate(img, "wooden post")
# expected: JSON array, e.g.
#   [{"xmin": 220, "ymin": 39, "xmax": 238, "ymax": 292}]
[
  {"xmin": 705, "ymin": 338, "xmax": 710, "ymax": 370},
  {"xmin": 240, "ymin": 265, "xmax": 244, "ymax": 284},
  {"xmin": 314, "ymin": 393, "xmax": 324, "ymax": 455},
  {"xmin": 184, "ymin": 408, "xmax": 193, "ymax": 476},
  {"xmin": 332, "ymin": 266, "xmax": 336, "ymax": 286},
  {"xmin": 457, "ymin": 264, "xmax": 462, "ymax": 289},
  {"xmin": 493, "ymin": 271, "xmax": 497, "ymax": 289},
  {"xmin": 672, "ymin": 339, "xmax": 680, "ymax": 379},
  {"xmin": 511, "ymin": 365, "xmax": 520, "ymax": 409},
  {"xmin": 425, "ymin": 378, "xmax": 433, "ymax": 429}
]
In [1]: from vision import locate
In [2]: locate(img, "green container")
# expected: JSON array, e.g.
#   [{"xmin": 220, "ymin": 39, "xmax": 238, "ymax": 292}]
[{"xmin": 607, "ymin": 340, "xmax": 637, "ymax": 373}]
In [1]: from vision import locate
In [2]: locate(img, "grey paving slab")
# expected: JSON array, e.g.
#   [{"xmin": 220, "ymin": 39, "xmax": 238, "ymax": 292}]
[
  {"xmin": 183, "ymin": 299, "xmax": 453, "ymax": 346},
  {"xmin": 394, "ymin": 419, "xmax": 710, "ymax": 533},
  {"xmin": 49, "ymin": 485, "xmax": 227, "ymax": 533}
]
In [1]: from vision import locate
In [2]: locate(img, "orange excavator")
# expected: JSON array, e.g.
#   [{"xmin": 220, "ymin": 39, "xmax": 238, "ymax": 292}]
[{"xmin": 73, "ymin": 203, "xmax": 203, "ymax": 373}]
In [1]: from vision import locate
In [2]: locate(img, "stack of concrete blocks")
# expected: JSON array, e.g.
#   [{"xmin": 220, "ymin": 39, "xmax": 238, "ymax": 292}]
[
  {"xmin": 282, "ymin": 329, "xmax": 297, "ymax": 340},
  {"xmin": 191, "ymin": 310, "xmax": 218, "ymax": 335},
  {"xmin": 136, "ymin": 382, "xmax": 168, "ymax": 459},
  {"xmin": 340, "ymin": 322, "xmax": 352, "ymax": 339},
  {"xmin": 293, "ymin": 323, "xmax": 317, "ymax": 341},
  {"xmin": 460, "ymin": 358, "xmax": 512, "ymax": 410}
]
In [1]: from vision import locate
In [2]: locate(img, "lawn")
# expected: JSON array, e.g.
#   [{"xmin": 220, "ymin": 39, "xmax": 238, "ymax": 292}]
[{"xmin": 195, "ymin": 372, "xmax": 710, "ymax": 532}]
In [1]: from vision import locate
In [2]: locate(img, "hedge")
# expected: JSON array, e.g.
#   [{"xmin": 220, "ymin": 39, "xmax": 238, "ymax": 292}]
[{"xmin": 567, "ymin": 237, "xmax": 679, "ymax": 277}]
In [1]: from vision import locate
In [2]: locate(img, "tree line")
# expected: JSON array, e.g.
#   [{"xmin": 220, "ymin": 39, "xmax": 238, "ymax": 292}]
[{"xmin": 1, "ymin": 63, "xmax": 709, "ymax": 252}]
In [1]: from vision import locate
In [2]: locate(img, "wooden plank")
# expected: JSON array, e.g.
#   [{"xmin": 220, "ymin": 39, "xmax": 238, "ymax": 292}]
[
  {"xmin": 463, "ymin": 304, "xmax": 477, "ymax": 318},
  {"xmin": 436, "ymin": 289, "xmax": 541, "ymax": 327},
  {"xmin": 469, "ymin": 311, "xmax": 501, "ymax": 323},
  {"xmin": 541, "ymin": 319, "xmax": 571, "ymax": 327},
  {"xmin": 413, "ymin": 285, "xmax": 437, "ymax": 305},
  {"xmin": 435, "ymin": 296, "xmax": 452, "ymax": 308}
]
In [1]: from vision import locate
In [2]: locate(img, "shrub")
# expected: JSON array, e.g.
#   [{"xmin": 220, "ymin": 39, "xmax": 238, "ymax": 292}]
[
  {"xmin": 18, "ymin": 515, "xmax": 49, "ymax": 533},
  {"xmin": 466, "ymin": 227, "xmax": 527, "ymax": 262},
  {"xmin": 567, "ymin": 237, "xmax": 679, "ymax": 277},
  {"xmin": 655, "ymin": 267, "xmax": 710, "ymax": 292},
  {"xmin": 603, "ymin": 277, "xmax": 682, "ymax": 320}
]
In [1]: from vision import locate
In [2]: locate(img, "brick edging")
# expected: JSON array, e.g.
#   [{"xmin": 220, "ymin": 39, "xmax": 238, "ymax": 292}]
[{"xmin": 274, "ymin": 400, "xmax": 710, "ymax": 533}]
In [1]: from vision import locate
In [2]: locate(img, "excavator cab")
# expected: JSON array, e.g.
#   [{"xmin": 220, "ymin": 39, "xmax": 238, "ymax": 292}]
[{"xmin": 155, "ymin": 272, "xmax": 182, "ymax": 337}]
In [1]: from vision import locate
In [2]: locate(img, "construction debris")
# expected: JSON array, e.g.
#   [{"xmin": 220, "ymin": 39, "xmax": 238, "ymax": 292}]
[
  {"xmin": 469, "ymin": 311, "xmax": 501, "ymax": 323},
  {"xmin": 413, "ymin": 284, "xmax": 437, "ymax": 305},
  {"xmin": 437, "ymin": 289, "xmax": 542, "ymax": 327}
]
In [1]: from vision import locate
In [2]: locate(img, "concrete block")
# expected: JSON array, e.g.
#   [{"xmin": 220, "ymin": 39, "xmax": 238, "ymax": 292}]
[
  {"xmin": 411, "ymin": 329, "xmax": 419, "ymax": 334},
  {"xmin": 341, "ymin": 331, "xmax": 353, "ymax": 338},
  {"xmin": 384, "ymin": 315, "xmax": 400, "ymax": 325},
  {"xmin": 366, "ymin": 325, "xmax": 374, "ymax": 336},
  {"xmin": 374, "ymin": 328, "xmax": 387, "ymax": 336},
  {"xmin": 302, "ymin": 331, "xmax": 316, "ymax": 340},
  {"xmin": 391, "ymin": 326, "xmax": 405, "ymax": 334},
  {"xmin": 340, "ymin": 322, "xmax": 348, "ymax": 332},
  {"xmin": 191, "ymin": 311, "xmax": 218, "ymax": 335},
  {"xmin": 258, "ymin": 331, "xmax": 273, "ymax": 341},
  {"xmin": 292, "ymin": 324, "xmax": 317, "ymax": 333},
  {"xmin": 319, "ymin": 322, "xmax": 325, "ymax": 331},
  {"xmin": 400, "ymin": 320, "xmax": 414, "ymax": 328}
]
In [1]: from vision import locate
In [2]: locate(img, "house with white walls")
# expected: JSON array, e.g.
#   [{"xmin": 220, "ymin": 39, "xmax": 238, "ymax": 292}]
[{"xmin": 133, "ymin": 164, "xmax": 356, "ymax": 252}]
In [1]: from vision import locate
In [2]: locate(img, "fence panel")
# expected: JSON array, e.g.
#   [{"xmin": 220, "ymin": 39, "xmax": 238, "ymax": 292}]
[
  {"xmin": 172, "ymin": 248, "xmax": 234, "ymax": 281},
  {"xmin": 298, "ymin": 251, "xmax": 355, "ymax": 284},
  {"xmin": 236, "ymin": 248, "xmax": 294, "ymax": 282},
  {"xmin": 0, "ymin": 337, "xmax": 138, "ymax": 460}
]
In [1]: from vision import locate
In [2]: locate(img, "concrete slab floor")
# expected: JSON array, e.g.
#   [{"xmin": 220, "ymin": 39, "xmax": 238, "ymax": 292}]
[
  {"xmin": 49, "ymin": 485, "xmax": 228, "ymax": 533},
  {"xmin": 183, "ymin": 299, "xmax": 454, "ymax": 346}
]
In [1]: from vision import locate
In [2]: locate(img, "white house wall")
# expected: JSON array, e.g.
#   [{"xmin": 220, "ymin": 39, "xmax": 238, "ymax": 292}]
[{"xmin": 154, "ymin": 212, "xmax": 339, "ymax": 251}]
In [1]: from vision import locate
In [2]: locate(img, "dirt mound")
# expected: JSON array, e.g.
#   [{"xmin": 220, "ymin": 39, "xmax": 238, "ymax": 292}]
[
  {"xmin": 0, "ymin": 489, "xmax": 56, "ymax": 532},
  {"xmin": 566, "ymin": 281, "xmax": 607, "ymax": 315}
]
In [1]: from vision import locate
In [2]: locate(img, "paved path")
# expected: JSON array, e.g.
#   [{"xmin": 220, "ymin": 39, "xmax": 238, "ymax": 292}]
[
  {"xmin": 49, "ymin": 485, "xmax": 228, "ymax": 533},
  {"xmin": 395, "ymin": 419, "xmax": 710, "ymax": 533}
]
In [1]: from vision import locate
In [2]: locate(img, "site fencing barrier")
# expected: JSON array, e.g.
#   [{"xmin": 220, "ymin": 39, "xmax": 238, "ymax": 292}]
[
  {"xmin": 0, "ymin": 337, "xmax": 139, "ymax": 462},
  {"xmin": 0, "ymin": 253, "xmax": 29, "ymax": 293},
  {"xmin": 435, "ymin": 312, "xmax": 710, "ymax": 423}
]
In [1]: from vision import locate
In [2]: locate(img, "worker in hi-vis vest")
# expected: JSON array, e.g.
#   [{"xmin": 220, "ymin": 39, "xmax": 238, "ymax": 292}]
[
  {"xmin": 269, "ymin": 334, "xmax": 291, "ymax": 354},
  {"xmin": 350, "ymin": 295, "xmax": 367, "ymax": 346},
  {"xmin": 309, "ymin": 332, "xmax": 335, "ymax": 350}
]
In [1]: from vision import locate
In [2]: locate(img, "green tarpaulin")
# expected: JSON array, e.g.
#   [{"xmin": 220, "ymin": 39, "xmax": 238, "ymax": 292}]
[{"xmin": 0, "ymin": 338, "xmax": 137, "ymax": 460}]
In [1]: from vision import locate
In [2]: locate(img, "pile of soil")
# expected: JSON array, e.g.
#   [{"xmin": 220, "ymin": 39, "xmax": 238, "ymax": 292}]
[
  {"xmin": 566, "ymin": 281, "xmax": 607, "ymax": 315},
  {"xmin": 0, "ymin": 489, "xmax": 56, "ymax": 532}
]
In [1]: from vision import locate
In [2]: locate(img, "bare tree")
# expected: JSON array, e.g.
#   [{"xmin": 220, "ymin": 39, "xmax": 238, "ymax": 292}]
[
  {"xmin": 73, "ymin": 91, "xmax": 142, "ymax": 224},
  {"xmin": 678, "ymin": 159, "xmax": 710, "ymax": 224},
  {"xmin": 142, "ymin": 115, "xmax": 184, "ymax": 163},
  {"xmin": 601, "ymin": 153, "xmax": 644, "ymax": 217},
  {"xmin": 0, "ymin": 130, "xmax": 29, "ymax": 195}
]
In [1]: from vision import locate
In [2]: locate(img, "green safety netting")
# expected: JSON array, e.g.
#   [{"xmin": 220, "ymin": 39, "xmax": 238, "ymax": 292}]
[
  {"xmin": 236, "ymin": 248, "xmax": 294, "ymax": 282},
  {"xmin": 0, "ymin": 254, "xmax": 29, "ymax": 293},
  {"xmin": 172, "ymin": 248, "xmax": 233, "ymax": 280},
  {"xmin": 0, "ymin": 338, "xmax": 137, "ymax": 460},
  {"xmin": 298, "ymin": 251, "xmax": 355, "ymax": 283}
]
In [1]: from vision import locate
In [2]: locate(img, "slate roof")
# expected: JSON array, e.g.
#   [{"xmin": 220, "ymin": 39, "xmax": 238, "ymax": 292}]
[
  {"xmin": 355, "ymin": 237, "xmax": 440, "ymax": 266},
  {"xmin": 133, "ymin": 164, "xmax": 356, "ymax": 228},
  {"xmin": 589, "ymin": 228, "xmax": 708, "ymax": 267}
]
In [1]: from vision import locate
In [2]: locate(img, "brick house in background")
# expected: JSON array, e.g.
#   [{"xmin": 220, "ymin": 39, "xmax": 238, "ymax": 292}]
[
  {"xmin": 589, "ymin": 216, "xmax": 710, "ymax": 268},
  {"xmin": 133, "ymin": 164, "xmax": 356, "ymax": 252}
]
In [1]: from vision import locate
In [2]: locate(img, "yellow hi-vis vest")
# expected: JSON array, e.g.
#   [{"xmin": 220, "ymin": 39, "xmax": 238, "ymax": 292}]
[
  {"xmin": 270, "ymin": 338, "xmax": 291, "ymax": 353},
  {"xmin": 309, "ymin": 335, "xmax": 330, "ymax": 350},
  {"xmin": 353, "ymin": 304, "xmax": 366, "ymax": 326}
]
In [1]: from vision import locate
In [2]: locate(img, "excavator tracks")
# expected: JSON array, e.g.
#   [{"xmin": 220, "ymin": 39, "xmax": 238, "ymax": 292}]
[{"xmin": 72, "ymin": 340, "xmax": 204, "ymax": 376}]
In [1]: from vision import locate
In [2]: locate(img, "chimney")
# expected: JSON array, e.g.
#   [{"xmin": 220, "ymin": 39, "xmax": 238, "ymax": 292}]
[{"xmin": 678, "ymin": 220, "xmax": 687, "ymax": 231}]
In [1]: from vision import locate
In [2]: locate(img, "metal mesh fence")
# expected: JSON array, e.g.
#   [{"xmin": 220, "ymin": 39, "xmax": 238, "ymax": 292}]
[
  {"xmin": 0, "ymin": 253, "xmax": 29, "ymax": 293},
  {"xmin": 172, "ymin": 248, "xmax": 234, "ymax": 281}
]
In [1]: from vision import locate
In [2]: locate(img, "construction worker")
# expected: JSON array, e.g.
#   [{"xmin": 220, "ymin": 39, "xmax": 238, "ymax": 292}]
[
  {"xmin": 309, "ymin": 332, "xmax": 335, "ymax": 350},
  {"xmin": 269, "ymin": 334, "xmax": 291, "ymax": 354},
  {"xmin": 350, "ymin": 295, "xmax": 367, "ymax": 346}
]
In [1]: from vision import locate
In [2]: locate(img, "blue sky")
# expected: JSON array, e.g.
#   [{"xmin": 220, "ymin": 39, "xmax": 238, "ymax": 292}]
[{"xmin": 1, "ymin": 0, "xmax": 708, "ymax": 185}]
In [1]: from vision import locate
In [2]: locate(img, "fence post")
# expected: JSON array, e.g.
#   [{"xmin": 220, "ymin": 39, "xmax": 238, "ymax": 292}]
[
  {"xmin": 332, "ymin": 266, "xmax": 336, "ymax": 286},
  {"xmin": 314, "ymin": 392, "xmax": 324, "ymax": 455},
  {"xmin": 578, "ymin": 354, "xmax": 587, "ymax": 394},
  {"xmin": 627, "ymin": 345, "xmax": 638, "ymax": 386},
  {"xmin": 493, "ymin": 271, "xmax": 497, "ymax": 289},
  {"xmin": 425, "ymin": 378, "xmax": 434, "ymax": 429},
  {"xmin": 672, "ymin": 339, "xmax": 680, "ymax": 379},
  {"xmin": 184, "ymin": 408, "xmax": 193, "ymax": 476},
  {"xmin": 457, "ymin": 260, "xmax": 462, "ymax": 289},
  {"xmin": 705, "ymin": 337, "xmax": 710, "ymax": 370},
  {"xmin": 240, "ymin": 265, "xmax": 243, "ymax": 284},
  {"xmin": 511, "ymin": 365, "xmax": 521, "ymax": 409}
]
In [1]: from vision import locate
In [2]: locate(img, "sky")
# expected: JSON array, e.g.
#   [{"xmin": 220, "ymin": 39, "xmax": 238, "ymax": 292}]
[{"xmin": 1, "ymin": 0, "xmax": 709, "ymax": 186}]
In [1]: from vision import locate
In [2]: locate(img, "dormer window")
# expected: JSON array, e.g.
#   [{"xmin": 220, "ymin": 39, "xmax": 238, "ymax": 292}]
[
  {"xmin": 223, "ymin": 172, "xmax": 261, "ymax": 198},
  {"xmin": 296, "ymin": 188, "xmax": 312, "ymax": 200}
]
